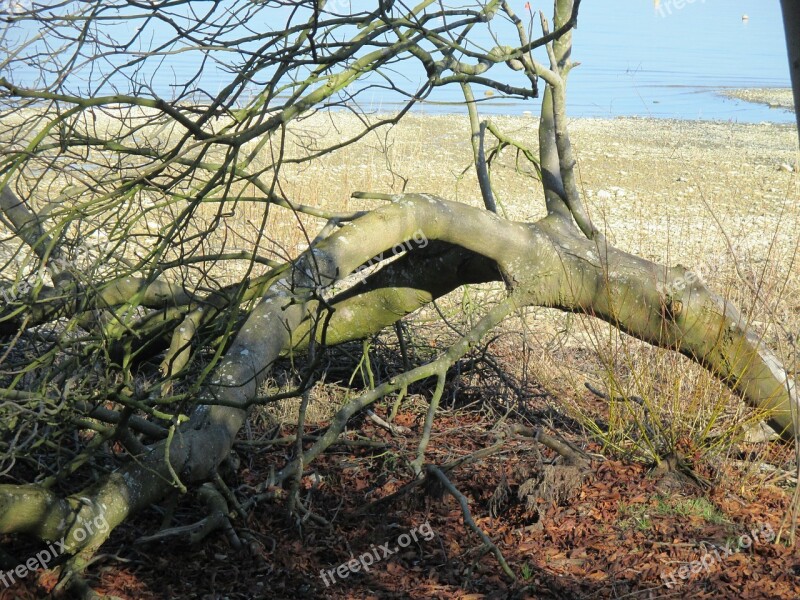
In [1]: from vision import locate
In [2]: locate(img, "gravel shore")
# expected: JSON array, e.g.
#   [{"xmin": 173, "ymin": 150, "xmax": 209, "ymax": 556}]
[
  {"xmin": 288, "ymin": 109, "xmax": 800, "ymax": 272},
  {"xmin": 720, "ymin": 87, "xmax": 795, "ymax": 111},
  {"xmin": 3, "ymin": 99, "xmax": 799, "ymax": 306}
]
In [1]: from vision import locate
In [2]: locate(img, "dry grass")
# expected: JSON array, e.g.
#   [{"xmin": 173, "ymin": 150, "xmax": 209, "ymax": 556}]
[
  {"xmin": 3, "ymin": 106, "xmax": 800, "ymax": 468},
  {"xmin": 265, "ymin": 111, "xmax": 800, "ymax": 476}
]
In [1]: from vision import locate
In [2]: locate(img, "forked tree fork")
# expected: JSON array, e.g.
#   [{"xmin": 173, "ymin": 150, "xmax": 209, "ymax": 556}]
[{"xmin": 2, "ymin": 194, "xmax": 798, "ymax": 587}]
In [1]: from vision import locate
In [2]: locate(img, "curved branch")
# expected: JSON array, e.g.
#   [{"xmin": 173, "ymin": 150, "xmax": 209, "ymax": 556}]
[
  {"xmin": 1, "ymin": 194, "xmax": 795, "ymax": 585},
  {"xmin": 461, "ymin": 83, "xmax": 497, "ymax": 213}
]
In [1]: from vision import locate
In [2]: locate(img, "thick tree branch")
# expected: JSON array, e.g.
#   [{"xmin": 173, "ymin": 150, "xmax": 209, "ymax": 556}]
[{"xmin": 780, "ymin": 0, "xmax": 800, "ymax": 143}]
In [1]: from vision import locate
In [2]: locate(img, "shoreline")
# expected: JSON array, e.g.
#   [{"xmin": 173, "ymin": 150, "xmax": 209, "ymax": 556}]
[
  {"xmin": 345, "ymin": 85, "xmax": 798, "ymax": 124},
  {"xmin": 4, "ymin": 85, "xmax": 797, "ymax": 126},
  {"xmin": 718, "ymin": 87, "xmax": 795, "ymax": 112}
]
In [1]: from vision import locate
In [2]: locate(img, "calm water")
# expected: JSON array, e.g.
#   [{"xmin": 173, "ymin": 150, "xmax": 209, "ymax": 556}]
[
  {"xmin": 376, "ymin": 0, "xmax": 795, "ymax": 122},
  {"xmin": 550, "ymin": 0, "xmax": 793, "ymax": 122},
  {"xmin": 4, "ymin": 0, "xmax": 795, "ymax": 123}
]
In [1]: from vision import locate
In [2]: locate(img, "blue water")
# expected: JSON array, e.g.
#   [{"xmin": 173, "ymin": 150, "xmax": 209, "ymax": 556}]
[
  {"xmin": 377, "ymin": 0, "xmax": 795, "ymax": 122},
  {"xmin": 2, "ymin": 0, "xmax": 795, "ymax": 123},
  {"xmin": 560, "ymin": 0, "xmax": 794, "ymax": 122}
]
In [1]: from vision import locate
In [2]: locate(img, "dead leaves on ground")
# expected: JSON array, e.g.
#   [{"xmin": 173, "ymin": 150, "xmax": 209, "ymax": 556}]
[{"xmin": 10, "ymin": 409, "xmax": 800, "ymax": 599}]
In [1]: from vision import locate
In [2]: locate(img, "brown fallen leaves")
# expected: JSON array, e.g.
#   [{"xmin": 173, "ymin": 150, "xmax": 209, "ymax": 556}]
[{"xmin": 7, "ymin": 406, "xmax": 800, "ymax": 599}]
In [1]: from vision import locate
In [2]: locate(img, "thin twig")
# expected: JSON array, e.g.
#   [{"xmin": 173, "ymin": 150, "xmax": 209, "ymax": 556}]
[{"xmin": 425, "ymin": 465, "xmax": 516, "ymax": 581}]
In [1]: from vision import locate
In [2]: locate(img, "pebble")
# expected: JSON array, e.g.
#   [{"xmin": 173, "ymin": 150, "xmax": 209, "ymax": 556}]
[
  {"xmin": 608, "ymin": 186, "xmax": 627, "ymax": 198},
  {"xmin": 778, "ymin": 163, "xmax": 795, "ymax": 173},
  {"xmin": 596, "ymin": 190, "xmax": 613, "ymax": 200}
]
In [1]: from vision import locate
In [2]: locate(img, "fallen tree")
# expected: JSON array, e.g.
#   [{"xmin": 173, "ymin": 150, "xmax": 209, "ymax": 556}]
[{"xmin": 0, "ymin": 0, "xmax": 798, "ymax": 595}]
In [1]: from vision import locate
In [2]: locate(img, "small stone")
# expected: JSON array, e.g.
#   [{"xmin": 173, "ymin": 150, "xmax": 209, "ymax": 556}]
[
  {"xmin": 742, "ymin": 421, "xmax": 779, "ymax": 443},
  {"xmin": 596, "ymin": 190, "xmax": 613, "ymax": 200},
  {"xmin": 778, "ymin": 163, "xmax": 794, "ymax": 173},
  {"xmin": 676, "ymin": 176, "xmax": 688, "ymax": 182}
]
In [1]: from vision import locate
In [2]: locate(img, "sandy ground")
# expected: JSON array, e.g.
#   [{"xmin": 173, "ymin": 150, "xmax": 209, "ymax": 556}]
[
  {"xmin": 3, "ymin": 93, "xmax": 800, "ymax": 600},
  {"xmin": 4, "ymin": 97, "xmax": 798, "ymax": 281}
]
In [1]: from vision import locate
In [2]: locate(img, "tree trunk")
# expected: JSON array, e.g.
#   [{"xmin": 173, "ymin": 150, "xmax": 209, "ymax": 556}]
[
  {"xmin": 2, "ymin": 0, "xmax": 797, "ymax": 590},
  {"xmin": 781, "ymin": 0, "xmax": 800, "ymax": 141},
  {"xmin": 3, "ymin": 195, "xmax": 796, "ymax": 578}
]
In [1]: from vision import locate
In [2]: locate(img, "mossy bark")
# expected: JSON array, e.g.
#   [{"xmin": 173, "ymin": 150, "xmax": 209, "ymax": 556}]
[{"xmin": 3, "ymin": 195, "xmax": 797, "ymax": 573}]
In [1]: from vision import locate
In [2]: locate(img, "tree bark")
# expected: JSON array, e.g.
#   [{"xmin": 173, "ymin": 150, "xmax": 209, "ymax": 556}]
[
  {"xmin": 3, "ymin": 195, "xmax": 796, "ymax": 578},
  {"xmin": 780, "ymin": 0, "xmax": 800, "ymax": 142},
  {"xmin": 2, "ymin": 0, "xmax": 797, "ymax": 589}
]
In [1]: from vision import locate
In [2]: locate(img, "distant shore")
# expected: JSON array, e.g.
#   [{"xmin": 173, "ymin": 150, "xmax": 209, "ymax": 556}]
[{"xmin": 719, "ymin": 88, "xmax": 795, "ymax": 112}]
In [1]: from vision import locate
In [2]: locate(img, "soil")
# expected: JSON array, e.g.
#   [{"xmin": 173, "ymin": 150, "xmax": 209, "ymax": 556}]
[{"xmin": 8, "ymin": 422, "xmax": 800, "ymax": 600}]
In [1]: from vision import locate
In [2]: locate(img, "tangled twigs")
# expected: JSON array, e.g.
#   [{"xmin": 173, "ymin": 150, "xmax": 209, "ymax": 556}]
[
  {"xmin": 351, "ymin": 438, "xmax": 510, "ymax": 517},
  {"xmin": 291, "ymin": 490, "xmax": 331, "ymax": 528},
  {"xmin": 366, "ymin": 409, "xmax": 411, "ymax": 436},
  {"xmin": 254, "ymin": 293, "xmax": 526, "ymax": 501},
  {"xmin": 425, "ymin": 465, "xmax": 516, "ymax": 581}
]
